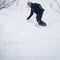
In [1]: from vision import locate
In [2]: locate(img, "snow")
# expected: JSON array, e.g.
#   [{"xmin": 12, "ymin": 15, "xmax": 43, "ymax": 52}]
[{"xmin": 0, "ymin": 0, "xmax": 60, "ymax": 60}]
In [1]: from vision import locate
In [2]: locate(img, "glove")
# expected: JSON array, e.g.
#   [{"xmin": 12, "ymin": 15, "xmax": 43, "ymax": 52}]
[{"xmin": 27, "ymin": 17, "xmax": 29, "ymax": 20}]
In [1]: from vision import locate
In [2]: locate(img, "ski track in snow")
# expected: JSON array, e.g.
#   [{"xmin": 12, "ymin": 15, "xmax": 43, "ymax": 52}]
[{"xmin": 0, "ymin": 0, "xmax": 60, "ymax": 60}]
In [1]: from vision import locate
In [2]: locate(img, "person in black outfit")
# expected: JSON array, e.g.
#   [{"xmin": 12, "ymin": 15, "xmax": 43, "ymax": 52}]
[{"xmin": 27, "ymin": 2, "xmax": 47, "ymax": 26}]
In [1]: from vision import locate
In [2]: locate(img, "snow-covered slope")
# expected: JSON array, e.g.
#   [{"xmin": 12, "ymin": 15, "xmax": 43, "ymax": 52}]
[{"xmin": 0, "ymin": 0, "xmax": 60, "ymax": 60}]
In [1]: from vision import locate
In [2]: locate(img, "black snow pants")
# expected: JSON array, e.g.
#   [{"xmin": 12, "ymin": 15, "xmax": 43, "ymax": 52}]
[{"xmin": 36, "ymin": 9, "xmax": 46, "ymax": 26}]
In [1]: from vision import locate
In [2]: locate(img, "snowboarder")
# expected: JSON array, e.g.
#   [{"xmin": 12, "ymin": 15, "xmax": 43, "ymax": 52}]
[{"xmin": 27, "ymin": 1, "xmax": 47, "ymax": 26}]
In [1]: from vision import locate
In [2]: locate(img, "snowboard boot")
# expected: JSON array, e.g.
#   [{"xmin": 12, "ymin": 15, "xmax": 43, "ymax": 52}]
[{"xmin": 39, "ymin": 21, "xmax": 47, "ymax": 26}]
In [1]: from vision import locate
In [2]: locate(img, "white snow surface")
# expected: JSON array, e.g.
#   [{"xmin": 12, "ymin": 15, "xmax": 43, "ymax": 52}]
[{"xmin": 0, "ymin": 0, "xmax": 60, "ymax": 60}]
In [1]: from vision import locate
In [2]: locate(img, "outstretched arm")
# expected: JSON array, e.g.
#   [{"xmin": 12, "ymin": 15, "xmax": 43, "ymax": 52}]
[{"xmin": 27, "ymin": 9, "xmax": 33, "ymax": 20}]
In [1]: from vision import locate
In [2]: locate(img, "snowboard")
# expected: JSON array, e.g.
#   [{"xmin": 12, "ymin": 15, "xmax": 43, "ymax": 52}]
[
  {"xmin": 27, "ymin": 19, "xmax": 47, "ymax": 27},
  {"xmin": 34, "ymin": 22, "xmax": 47, "ymax": 27}
]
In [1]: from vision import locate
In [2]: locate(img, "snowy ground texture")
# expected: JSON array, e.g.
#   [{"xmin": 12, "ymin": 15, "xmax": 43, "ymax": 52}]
[{"xmin": 0, "ymin": 0, "xmax": 60, "ymax": 60}]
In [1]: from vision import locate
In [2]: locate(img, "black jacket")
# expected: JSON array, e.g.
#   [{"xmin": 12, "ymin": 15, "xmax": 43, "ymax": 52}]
[{"xmin": 27, "ymin": 3, "xmax": 44, "ymax": 19}]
